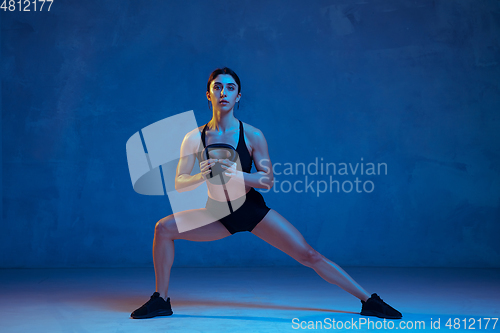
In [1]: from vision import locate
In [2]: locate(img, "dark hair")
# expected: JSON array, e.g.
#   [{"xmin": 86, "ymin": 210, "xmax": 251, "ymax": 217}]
[{"xmin": 207, "ymin": 67, "xmax": 241, "ymax": 94}]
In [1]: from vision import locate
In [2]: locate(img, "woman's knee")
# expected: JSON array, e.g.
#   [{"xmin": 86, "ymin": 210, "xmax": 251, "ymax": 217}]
[
  {"xmin": 297, "ymin": 247, "xmax": 323, "ymax": 267},
  {"xmin": 155, "ymin": 215, "xmax": 178, "ymax": 239}
]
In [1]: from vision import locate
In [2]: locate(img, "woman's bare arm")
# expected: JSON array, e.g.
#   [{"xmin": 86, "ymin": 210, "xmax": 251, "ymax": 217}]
[{"xmin": 174, "ymin": 129, "xmax": 216, "ymax": 192}]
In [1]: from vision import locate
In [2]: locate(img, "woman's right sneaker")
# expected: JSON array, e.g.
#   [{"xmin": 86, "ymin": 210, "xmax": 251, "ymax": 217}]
[
  {"xmin": 130, "ymin": 292, "xmax": 173, "ymax": 319},
  {"xmin": 360, "ymin": 293, "xmax": 402, "ymax": 319}
]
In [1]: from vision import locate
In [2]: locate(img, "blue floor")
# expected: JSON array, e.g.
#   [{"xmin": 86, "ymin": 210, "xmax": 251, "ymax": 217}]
[{"xmin": 1, "ymin": 266, "xmax": 499, "ymax": 332}]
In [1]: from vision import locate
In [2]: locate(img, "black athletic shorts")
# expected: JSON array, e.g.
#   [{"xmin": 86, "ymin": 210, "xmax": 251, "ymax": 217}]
[{"xmin": 205, "ymin": 188, "xmax": 271, "ymax": 234}]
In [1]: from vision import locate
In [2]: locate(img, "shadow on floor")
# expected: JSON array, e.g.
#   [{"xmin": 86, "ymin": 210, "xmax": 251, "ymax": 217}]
[{"xmin": 83, "ymin": 294, "xmax": 358, "ymax": 318}]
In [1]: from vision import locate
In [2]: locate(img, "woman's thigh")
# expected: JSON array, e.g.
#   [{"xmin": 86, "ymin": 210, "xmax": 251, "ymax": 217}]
[
  {"xmin": 251, "ymin": 209, "xmax": 312, "ymax": 258},
  {"xmin": 160, "ymin": 208, "xmax": 231, "ymax": 242}
]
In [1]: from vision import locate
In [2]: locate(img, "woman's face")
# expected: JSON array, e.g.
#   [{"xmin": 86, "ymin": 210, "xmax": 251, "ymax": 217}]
[{"xmin": 206, "ymin": 74, "xmax": 241, "ymax": 112}]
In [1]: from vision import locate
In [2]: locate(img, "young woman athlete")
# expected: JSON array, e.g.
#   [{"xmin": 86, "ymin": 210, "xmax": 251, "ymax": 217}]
[{"xmin": 131, "ymin": 67, "xmax": 402, "ymax": 320}]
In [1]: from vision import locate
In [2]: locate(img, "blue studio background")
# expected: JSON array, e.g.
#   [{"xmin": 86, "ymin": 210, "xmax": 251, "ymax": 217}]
[{"xmin": 1, "ymin": 0, "xmax": 499, "ymax": 268}]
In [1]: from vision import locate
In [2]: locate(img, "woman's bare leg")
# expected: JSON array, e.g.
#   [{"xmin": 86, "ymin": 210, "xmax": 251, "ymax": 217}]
[
  {"xmin": 153, "ymin": 208, "xmax": 231, "ymax": 299},
  {"xmin": 251, "ymin": 209, "xmax": 371, "ymax": 302}
]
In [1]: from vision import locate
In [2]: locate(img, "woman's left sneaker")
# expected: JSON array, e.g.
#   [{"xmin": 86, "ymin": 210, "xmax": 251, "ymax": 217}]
[
  {"xmin": 130, "ymin": 292, "xmax": 173, "ymax": 319},
  {"xmin": 360, "ymin": 293, "xmax": 402, "ymax": 319}
]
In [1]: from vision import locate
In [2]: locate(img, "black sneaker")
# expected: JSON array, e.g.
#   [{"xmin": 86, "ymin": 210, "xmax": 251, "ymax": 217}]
[
  {"xmin": 360, "ymin": 293, "xmax": 402, "ymax": 319},
  {"xmin": 130, "ymin": 292, "xmax": 173, "ymax": 319}
]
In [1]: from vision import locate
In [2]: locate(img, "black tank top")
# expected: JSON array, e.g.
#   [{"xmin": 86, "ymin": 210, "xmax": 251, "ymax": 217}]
[{"xmin": 199, "ymin": 120, "xmax": 253, "ymax": 173}]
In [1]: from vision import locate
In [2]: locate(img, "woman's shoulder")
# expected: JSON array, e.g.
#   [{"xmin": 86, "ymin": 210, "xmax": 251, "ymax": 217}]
[
  {"xmin": 181, "ymin": 125, "xmax": 205, "ymax": 150},
  {"xmin": 240, "ymin": 121, "xmax": 267, "ymax": 155},
  {"xmin": 184, "ymin": 125, "xmax": 203, "ymax": 138},
  {"xmin": 241, "ymin": 121, "xmax": 265, "ymax": 140}
]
